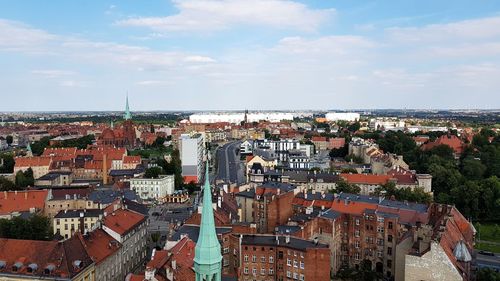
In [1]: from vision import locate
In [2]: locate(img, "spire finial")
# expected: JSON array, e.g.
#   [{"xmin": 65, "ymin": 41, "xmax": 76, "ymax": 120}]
[
  {"xmin": 124, "ymin": 93, "xmax": 132, "ymax": 120},
  {"xmin": 194, "ymin": 160, "xmax": 222, "ymax": 279}
]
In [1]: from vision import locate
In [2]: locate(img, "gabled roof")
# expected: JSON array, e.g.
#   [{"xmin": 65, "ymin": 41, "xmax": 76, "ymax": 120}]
[
  {"xmin": 340, "ymin": 173, "xmax": 391, "ymax": 185},
  {"xmin": 15, "ymin": 156, "xmax": 52, "ymax": 167},
  {"xmin": 0, "ymin": 190, "xmax": 48, "ymax": 215},
  {"xmin": 102, "ymin": 209, "xmax": 146, "ymax": 236},
  {"xmin": 80, "ymin": 229, "xmax": 120, "ymax": 265}
]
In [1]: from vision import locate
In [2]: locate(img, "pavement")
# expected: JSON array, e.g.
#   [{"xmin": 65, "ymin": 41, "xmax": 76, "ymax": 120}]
[
  {"xmin": 476, "ymin": 252, "xmax": 500, "ymax": 271},
  {"xmin": 216, "ymin": 141, "xmax": 245, "ymax": 185}
]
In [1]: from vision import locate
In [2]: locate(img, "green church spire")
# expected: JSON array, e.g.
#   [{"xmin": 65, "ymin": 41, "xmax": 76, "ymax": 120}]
[
  {"xmin": 26, "ymin": 142, "xmax": 33, "ymax": 157},
  {"xmin": 194, "ymin": 163, "xmax": 222, "ymax": 281},
  {"xmin": 124, "ymin": 94, "xmax": 132, "ymax": 120}
]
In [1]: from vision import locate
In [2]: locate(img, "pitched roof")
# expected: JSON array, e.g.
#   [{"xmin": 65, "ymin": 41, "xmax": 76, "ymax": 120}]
[
  {"xmin": 340, "ymin": 173, "xmax": 391, "ymax": 185},
  {"xmin": 0, "ymin": 190, "xmax": 48, "ymax": 215},
  {"xmin": 102, "ymin": 209, "xmax": 146, "ymax": 236},
  {"xmin": 0, "ymin": 236, "xmax": 93, "ymax": 278},
  {"xmin": 80, "ymin": 229, "xmax": 120, "ymax": 265},
  {"xmin": 15, "ymin": 156, "xmax": 52, "ymax": 167}
]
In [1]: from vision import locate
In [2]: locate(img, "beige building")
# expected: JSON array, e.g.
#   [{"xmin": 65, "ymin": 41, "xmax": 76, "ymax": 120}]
[
  {"xmin": 245, "ymin": 155, "xmax": 277, "ymax": 182},
  {"xmin": 13, "ymin": 156, "xmax": 52, "ymax": 179},
  {"xmin": 53, "ymin": 209, "xmax": 103, "ymax": 240}
]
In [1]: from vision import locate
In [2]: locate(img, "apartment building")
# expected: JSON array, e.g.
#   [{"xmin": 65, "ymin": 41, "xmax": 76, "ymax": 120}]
[
  {"xmin": 53, "ymin": 209, "xmax": 103, "ymax": 239},
  {"xmin": 238, "ymin": 234, "xmax": 330, "ymax": 281},
  {"xmin": 179, "ymin": 133, "xmax": 205, "ymax": 183},
  {"xmin": 129, "ymin": 174, "xmax": 175, "ymax": 201}
]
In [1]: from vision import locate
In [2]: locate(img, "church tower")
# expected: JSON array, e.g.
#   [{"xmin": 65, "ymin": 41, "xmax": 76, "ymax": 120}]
[
  {"xmin": 122, "ymin": 95, "xmax": 136, "ymax": 147},
  {"xmin": 194, "ymin": 164, "xmax": 222, "ymax": 281}
]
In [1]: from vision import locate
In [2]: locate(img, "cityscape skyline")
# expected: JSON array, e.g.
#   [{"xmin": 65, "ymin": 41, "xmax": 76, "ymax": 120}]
[{"xmin": 1, "ymin": 0, "xmax": 500, "ymax": 111}]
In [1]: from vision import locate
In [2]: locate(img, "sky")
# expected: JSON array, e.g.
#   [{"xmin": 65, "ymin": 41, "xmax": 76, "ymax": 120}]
[{"xmin": 1, "ymin": 0, "xmax": 500, "ymax": 111}]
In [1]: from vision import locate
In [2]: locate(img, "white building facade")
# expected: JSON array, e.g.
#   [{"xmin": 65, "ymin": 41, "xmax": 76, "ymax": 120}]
[
  {"xmin": 179, "ymin": 133, "xmax": 205, "ymax": 183},
  {"xmin": 189, "ymin": 112, "xmax": 294, "ymax": 124},
  {"xmin": 129, "ymin": 175, "xmax": 175, "ymax": 200},
  {"xmin": 325, "ymin": 112, "xmax": 360, "ymax": 122}
]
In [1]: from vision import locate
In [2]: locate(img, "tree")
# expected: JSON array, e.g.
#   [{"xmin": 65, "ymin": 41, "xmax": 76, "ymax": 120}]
[
  {"xmin": 329, "ymin": 144, "xmax": 348, "ymax": 158},
  {"xmin": 0, "ymin": 153, "xmax": 14, "ymax": 173},
  {"xmin": 334, "ymin": 179, "xmax": 361, "ymax": 194},
  {"xmin": 461, "ymin": 157, "xmax": 487, "ymax": 180},
  {"xmin": 0, "ymin": 214, "xmax": 52, "ymax": 240},
  {"xmin": 477, "ymin": 268, "xmax": 500, "ymax": 281},
  {"xmin": 31, "ymin": 136, "xmax": 51, "ymax": 155},
  {"xmin": 184, "ymin": 181, "xmax": 198, "ymax": 194},
  {"xmin": 0, "ymin": 176, "xmax": 16, "ymax": 191},
  {"xmin": 5, "ymin": 135, "xmax": 13, "ymax": 146},
  {"xmin": 15, "ymin": 168, "xmax": 34, "ymax": 188},
  {"xmin": 145, "ymin": 167, "xmax": 163, "ymax": 179}
]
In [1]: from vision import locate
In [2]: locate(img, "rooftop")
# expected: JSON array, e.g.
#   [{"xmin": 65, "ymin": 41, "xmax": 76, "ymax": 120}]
[{"xmin": 241, "ymin": 235, "xmax": 328, "ymax": 251}]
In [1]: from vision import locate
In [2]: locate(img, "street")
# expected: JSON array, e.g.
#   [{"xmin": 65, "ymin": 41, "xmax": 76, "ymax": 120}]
[
  {"xmin": 216, "ymin": 141, "xmax": 245, "ymax": 185},
  {"xmin": 476, "ymin": 251, "xmax": 500, "ymax": 271}
]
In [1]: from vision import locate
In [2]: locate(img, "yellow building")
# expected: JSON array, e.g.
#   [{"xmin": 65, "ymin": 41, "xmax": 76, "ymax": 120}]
[{"xmin": 53, "ymin": 209, "xmax": 103, "ymax": 240}]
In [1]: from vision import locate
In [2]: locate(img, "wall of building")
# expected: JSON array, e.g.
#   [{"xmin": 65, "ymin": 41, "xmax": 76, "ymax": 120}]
[{"xmin": 403, "ymin": 241, "xmax": 462, "ymax": 281}]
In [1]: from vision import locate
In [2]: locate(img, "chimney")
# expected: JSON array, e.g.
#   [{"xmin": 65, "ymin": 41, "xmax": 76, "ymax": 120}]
[
  {"xmin": 172, "ymin": 260, "xmax": 177, "ymax": 270},
  {"xmin": 24, "ymin": 192, "xmax": 28, "ymax": 200}
]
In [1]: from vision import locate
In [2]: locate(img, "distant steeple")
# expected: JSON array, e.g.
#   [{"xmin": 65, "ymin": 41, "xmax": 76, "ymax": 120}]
[
  {"xmin": 124, "ymin": 94, "xmax": 132, "ymax": 120},
  {"xmin": 194, "ymin": 162, "xmax": 222, "ymax": 281},
  {"xmin": 26, "ymin": 142, "xmax": 33, "ymax": 157},
  {"xmin": 110, "ymin": 119, "xmax": 114, "ymax": 129}
]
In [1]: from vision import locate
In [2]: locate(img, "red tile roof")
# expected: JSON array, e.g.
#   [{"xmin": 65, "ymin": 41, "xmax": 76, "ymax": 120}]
[
  {"xmin": 422, "ymin": 135, "xmax": 465, "ymax": 154},
  {"xmin": 0, "ymin": 190, "xmax": 48, "ymax": 215},
  {"xmin": 103, "ymin": 209, "xmax": 146, "ymax": 236},
  {"xmin": 15, "ymin": 156, "xmax": 52, "ymax": 167},
  {"xmin": 79, "ymin": 229, "xmax": 120, "ymax": 265},
  {"xmin": 0, "ymin": 235, "xmax": 93, "ymax": 278},
  {"xmin": 340, "ymin": 173, "xmax": 391, "ymax": 185},
  {"xmin": 123, "ymin": 155, "xmax": 141, "ymax": 164}
]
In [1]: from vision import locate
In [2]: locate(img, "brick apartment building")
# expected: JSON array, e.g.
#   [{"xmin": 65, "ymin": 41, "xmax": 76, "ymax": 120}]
[
  {"xmin": 238, "ymin": 234, "xmax": 330, "ymax": 281},
  {"xmin": 236, "ymin": 182, "xmax": 296, "ymax": 233}
]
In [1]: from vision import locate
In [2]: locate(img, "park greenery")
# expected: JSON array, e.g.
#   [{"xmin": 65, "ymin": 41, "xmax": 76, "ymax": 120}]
[{"xmin": 0, "ymin": 214, "xmax": 53, "ymax": 240}]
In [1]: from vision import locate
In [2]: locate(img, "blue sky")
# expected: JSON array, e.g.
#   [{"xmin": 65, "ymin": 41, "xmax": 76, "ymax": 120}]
[{"xmin": 1, "ymin": 0, "xmax": 500, "ymax": 111}]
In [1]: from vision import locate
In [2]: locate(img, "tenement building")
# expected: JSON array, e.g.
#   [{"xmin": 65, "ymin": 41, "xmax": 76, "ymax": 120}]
[{"xmin": 238, "ymin": 234, "xmax": 330, "ymax": 281}]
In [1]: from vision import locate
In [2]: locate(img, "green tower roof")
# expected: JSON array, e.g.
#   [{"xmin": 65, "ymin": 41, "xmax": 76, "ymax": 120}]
[
  {"xmin": 124, "ymin": 95, "xmax": 132, "ymax": 120},
  {"xmin": 194, "ymin": 163, "xmax": 222, "ymax": 268}
]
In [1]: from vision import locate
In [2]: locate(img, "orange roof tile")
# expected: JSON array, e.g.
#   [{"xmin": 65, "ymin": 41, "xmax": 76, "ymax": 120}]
[
  {"xmin": 103, "ymin": 209, "xmax": 145, "ymax": 236},
  {"xmin": 0, "ymin": 190, "xmax": 48, "ymax": 215},
  {"xmin": 80, "ymin": 229, "xmax": 120, "ymax": 265},
  {"xmin": 15, "ymin": 156, "xmax": 52, "ymax": 167},
  {"xmin": 340, "ymin": 173, "xmax": 391, "ymax": 185}
]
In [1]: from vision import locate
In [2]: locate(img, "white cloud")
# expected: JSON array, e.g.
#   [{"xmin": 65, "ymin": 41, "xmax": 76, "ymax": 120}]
[
  {"xmin": 184, "ymin": 55, "xmax": 216, "ymax": 63},
  {"xmin": 59, "ymin": 80, "xmax": 90, "ymax": 87},
  {"xmin": 387, "ymin": 16, "xmax": 500, "ymax": 43},
  {"xmin": 31, "ymin": 69, "xmax": 75, "ymax": 78},
  {"xmin": 116, "ymin": 0, "xmax": 334, "ymax": 32},
  {"xmin": 0, "ymin": 19, "xmax": 56, "ymax": 53}
]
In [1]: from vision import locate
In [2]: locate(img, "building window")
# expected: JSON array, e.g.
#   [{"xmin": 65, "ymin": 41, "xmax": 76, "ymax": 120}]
[
  {"xmin": 299, "ymin": 274, "xmax": 305, "ymax": 281},
  {"xmin": 244, "ymin": 255, "xmax": 248, "ymax": 262},
  {"xmin": 387, "ymin": 247, "xmax": 392, "ymax": 256},
  {"xmin": 355, "ymin": 219, "xmax": 360, "ymax": 225},
  {"xmin": 269, "ymin": 256, "xmax": 274, "ymax": 263},
  {"xmin": 252, "ymin": 268, "xmax": 257, "ymax": 275},
  {"xmin": 387, "ymin": 260, "xmax": 392, "ymax": 268},
  {"xmin": 354, "ymin": 240, "xmax": 360, "ymax": 248},
  {"xmin": 388, "ymin": 222, "xmax": 393, "ymax": 229},
  {"xmin": 293, "ymin": 272, "xmax": 298, "ymax": 279},
  {"xmin": 278, "ymin": 251, "xmax": 283, "ymax": 259},
  {"xmin": 355, "ymin": 230, "xmax": 360, "ymax": 237},
  {"xmin": 377, "ymin": 239, "xmax": 384, "ymax": 246},
  {"xmin": 261, "ymin": 268, "xmax": 266, "ymax": 275},
  {"xmin": 377, "ymin": 217, "xmax": 384, "ymax": 223},
  {"xmin": 223, "ymin": 247, "xmax": 229, "ymax": 254},
  {"xmin": 252, "ymin": 255, "xmax": 257, "ymax": 262},
  {"xmin": 293, "ymin": 260, "xmax": 298, "ymax": 268},
  {"xmin": 261, "ymin": 256, "xmax": 266, "ymax": 263},
  {"xmin": 287, "ymin": 271, "xmax": 292, "ymax": 278},
  {"xmin": 269, "ymin": 268, "xmax": 274, "ymax": 275},
  {"xmin": 377, "ymin": 251, "xmax": 383, "ymax": 258},
  {"xmin": 300, "ymin": 261, "xmax": 304, "ymax": 269},
  {"xmin": 354, "ymin": 252, "xmax": 360, "ymax": 260},
  {"xmin": 377, "ymin": 226, "xmax": 384, "ymax": 233},
  {"xmin": 287, "ymin": 258, "xmax": 291, "ymax": 266},
  {"xmin": 388, "ymin": 235, "xmax": 393, "ymax": 242}
]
